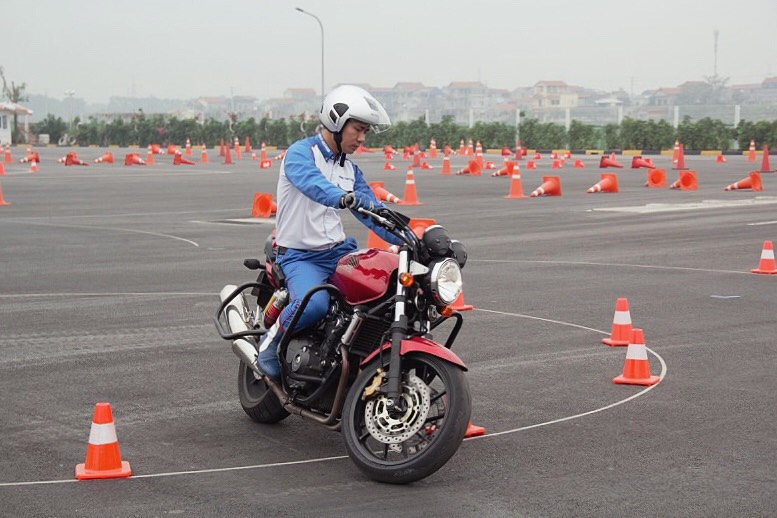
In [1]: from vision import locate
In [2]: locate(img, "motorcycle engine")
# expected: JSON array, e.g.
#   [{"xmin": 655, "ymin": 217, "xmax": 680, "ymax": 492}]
[{"xmin": 284, "ymin": 336, "xmax": 325, "ymax": 378}]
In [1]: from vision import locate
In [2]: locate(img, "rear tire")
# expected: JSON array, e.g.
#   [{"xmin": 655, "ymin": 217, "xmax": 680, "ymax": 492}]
[{"xmin": 237, "ymin": 361, "xmax": 289, "ymax": 424}]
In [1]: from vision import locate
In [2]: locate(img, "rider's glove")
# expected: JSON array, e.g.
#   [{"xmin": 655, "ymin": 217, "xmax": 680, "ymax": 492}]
[{"xmin": 339, "ymin": 191, "xmax": 374, "ymax": 212}]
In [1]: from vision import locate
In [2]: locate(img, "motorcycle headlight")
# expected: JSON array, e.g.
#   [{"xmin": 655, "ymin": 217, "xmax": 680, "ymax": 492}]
[{"xmin": 429, "ymin": 258, "xmax": 463, "ymax": 306}]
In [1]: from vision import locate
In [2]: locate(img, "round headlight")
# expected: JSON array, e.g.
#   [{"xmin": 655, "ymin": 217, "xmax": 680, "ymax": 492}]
[{"xmin": 429, "ymin": 258, "xmax": 463, "ymax": 306}]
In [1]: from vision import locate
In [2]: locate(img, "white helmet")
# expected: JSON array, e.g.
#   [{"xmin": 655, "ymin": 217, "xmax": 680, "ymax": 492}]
[{"xmin": 319, "ymin": 85, "xmax": 391, "ymax": 134}]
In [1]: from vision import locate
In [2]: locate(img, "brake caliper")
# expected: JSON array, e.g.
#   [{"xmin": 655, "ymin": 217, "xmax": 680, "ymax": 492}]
[{"xmin": 362, "ymin": 368, "xmax": 385, "ymax": 400}]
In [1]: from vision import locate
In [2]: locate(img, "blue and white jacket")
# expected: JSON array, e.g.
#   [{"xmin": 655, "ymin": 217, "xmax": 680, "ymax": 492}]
[{"xmin": 275, "ymin": 133, "xmax": 402, "ymax": 250}]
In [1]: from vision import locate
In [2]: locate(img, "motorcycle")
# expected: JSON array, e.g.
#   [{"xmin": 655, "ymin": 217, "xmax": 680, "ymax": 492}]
[{"xmin": 214, "ymin": 206, "xmax": 471, "ymax": 484}]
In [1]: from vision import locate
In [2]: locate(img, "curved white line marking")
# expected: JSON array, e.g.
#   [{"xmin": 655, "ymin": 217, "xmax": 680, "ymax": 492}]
[
  {"xmin": 474, "ymin": 258, "xmax": 749, "ymax": 275},
  {"xmin": 0, "ymin": 307, "xmax": 666, "ymax": 487},
  {"xmin": 3, "ymin": 220, "xmax": 199, "ymax": 247},
  {"xmin": 0, "ymin": 292, "xmax": 214, "ymax": 298}
]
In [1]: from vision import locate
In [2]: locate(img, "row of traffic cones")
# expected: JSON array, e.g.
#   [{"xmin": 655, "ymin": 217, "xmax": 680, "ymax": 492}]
[{"xmin": 601, "ymin": 298, "xmax": 660, "ymax": 385}]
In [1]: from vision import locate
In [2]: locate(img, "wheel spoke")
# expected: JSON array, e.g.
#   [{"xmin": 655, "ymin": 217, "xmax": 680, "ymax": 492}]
[
  {"xmin": 382, "ymin": 443, "xmax": 389, "ymax": 460},
  {"xmin": 430, "ymin": 390, "xmax": 447, "ymax": 404}
]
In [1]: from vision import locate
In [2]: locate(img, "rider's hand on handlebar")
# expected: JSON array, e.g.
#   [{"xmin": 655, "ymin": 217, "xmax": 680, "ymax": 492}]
[{"xmin": 340, "ymin": 192, "xmax": 374, "ymax": 212}]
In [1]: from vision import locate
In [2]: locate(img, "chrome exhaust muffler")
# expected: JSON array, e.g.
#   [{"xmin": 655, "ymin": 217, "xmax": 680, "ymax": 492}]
[{"xmin": 219, "ymin": 284, "xmax": 264, "ymax": 378}]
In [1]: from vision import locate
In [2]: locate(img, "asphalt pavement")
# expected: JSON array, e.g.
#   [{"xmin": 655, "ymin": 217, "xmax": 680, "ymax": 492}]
[{"xmin": 1, "ymin": 145, "xmax": 776, "ymax": 517}]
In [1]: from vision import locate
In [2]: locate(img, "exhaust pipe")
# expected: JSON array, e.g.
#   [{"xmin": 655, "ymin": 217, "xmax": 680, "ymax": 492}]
[{"xmin": 219, "ymin": 284, "xmax": 265, "ymax": 378}]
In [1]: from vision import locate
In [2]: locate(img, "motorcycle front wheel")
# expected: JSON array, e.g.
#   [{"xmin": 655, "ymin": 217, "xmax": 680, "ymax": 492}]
[
  {"xmin": 237, "ymin": 361, "xmax": 290, "ymax": 424},
  {"xmin": 342, "ymin": 353, "xmax": 471, "ymax": 484}
]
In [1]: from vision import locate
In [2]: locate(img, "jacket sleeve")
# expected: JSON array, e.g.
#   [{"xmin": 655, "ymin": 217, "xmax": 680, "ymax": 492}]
[
  {"xmin": 282, "ymin": 142, "xmax": 345, "ymax": 207},
  {"xmin": 350, "ymin": 165, "xmax": 404, "ymax": 246}
]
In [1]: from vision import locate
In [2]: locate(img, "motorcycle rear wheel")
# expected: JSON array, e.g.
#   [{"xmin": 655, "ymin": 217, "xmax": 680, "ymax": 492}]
[
  {"xmin": 237, "ymin": 361, "xmax": 290, "ymax": 424},
  {"xmin": 342, "ymin": 353, "xmax": 471, "ymax": 484}
]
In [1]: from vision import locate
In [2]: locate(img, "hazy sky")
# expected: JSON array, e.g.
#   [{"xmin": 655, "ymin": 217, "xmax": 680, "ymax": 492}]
[{"xmin": 4, "ymin": 0, "xmax": 776, "ymax": 103}]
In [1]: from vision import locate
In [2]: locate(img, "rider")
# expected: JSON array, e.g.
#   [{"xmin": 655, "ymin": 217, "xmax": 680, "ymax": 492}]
[{"xmin": 258, "ymin": 84, "xmax": 404, "ymax": 379}]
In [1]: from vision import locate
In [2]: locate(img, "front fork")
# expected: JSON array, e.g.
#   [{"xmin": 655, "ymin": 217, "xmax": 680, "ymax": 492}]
[{"xmin": 385, "ymin": 246, "xmax": 410, "ymax": 414}]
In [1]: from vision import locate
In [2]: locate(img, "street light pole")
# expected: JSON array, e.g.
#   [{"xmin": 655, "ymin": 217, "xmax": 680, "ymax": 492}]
[
  {"xmin": 295, "ymin": 7, "xmax": 325, "ymax": 104},
  {"xmin": 64, "ymin": 90, "xmax": 75, "ymax": 131}
]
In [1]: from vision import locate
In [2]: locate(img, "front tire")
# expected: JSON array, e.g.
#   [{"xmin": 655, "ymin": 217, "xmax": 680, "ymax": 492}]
[
  {"xmin": 237, "ymin": 361, "xmax": 289, "ymax": 424},
  {"xmin": 341, "ymin": 353, "xmax": 471, "ymax": 484}
]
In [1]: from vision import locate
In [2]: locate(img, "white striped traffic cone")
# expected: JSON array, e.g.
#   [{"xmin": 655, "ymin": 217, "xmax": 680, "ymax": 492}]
[
  {"xmin": 75, "ymin": 402, "xmax": 132, "ymax": 480},
  {"xmin": 602, "ymin": 297, "xmax": 632, "ymax": 346},
  {"xmin": 612, "ymin": 328, "xmax": 660, "ymax": 386}
]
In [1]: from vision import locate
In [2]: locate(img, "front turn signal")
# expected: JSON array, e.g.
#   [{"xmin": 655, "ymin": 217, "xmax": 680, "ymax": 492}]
[{"xmin": 399, "ymin": 272, "xmax": 415, "ymax": 287}]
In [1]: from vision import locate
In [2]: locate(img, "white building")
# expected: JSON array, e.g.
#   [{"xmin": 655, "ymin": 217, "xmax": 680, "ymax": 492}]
[{"xmin": 0, "ymin": 102, "xmax": 33, "ymax": 145}]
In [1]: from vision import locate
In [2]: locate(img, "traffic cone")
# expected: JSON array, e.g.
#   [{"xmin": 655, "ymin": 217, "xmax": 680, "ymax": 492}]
[
  {"xmin": 408, "ymin": 218, "xmax": 437, "ymax": 237},
  {"xmin": 599, "ymin": 154, "xmax": 623, "ymax": 168},
  {"xmin": 369, "ymin": 181, "xmax": 401, "ymax": 204},
  {"xmin": 75, "ymin": 402, "xmax": 132, "ymax": 480},
  {"xmin": 223, "ymin": 146, "xmax": 233, "ymax": 164},
  {"xmin": 514, "ymin": 139, "xmax": 523, "ymax": 161},
  {"xmin": 533, "ymin": 152, "xmax": 541, "ymax": 160},
  {"xmin": 451, "ymin": 291, "xmax": 473, "ymax": 311},
  {"xmin": 751, "ymin": 240, "xmax": 777, "ymax": 274},
  {"xmin": 124, "ymin": 153, "xmax": 145, "ymax": 166},
  {"xmin": 492, "ymin": 159, "xmax": 511, "ymax": 177},
  {"xmin": 530, "ymin": 176, "xmax": 561, "ymax": 197},
  {"xmin": 573, "ymin": 159, "xmax": 585, "ymax": 168},
  {"xmin": 526, "ymin": 160, "xmax": 536, "ymax": 169},
  {"xmin": 421, "ymin": 161, "xmax": 434, "ymax": 170},
  {"xmin": 602, "ymin": 297, "xmax": 632, "ymax": 346},
  {"xmin": 760, "ymin": 146, "xmax": 771, "ymax": 173},
  {"xmin": 383, "ymin": 161, "xmax": 397, "ymax": 170},
  {"xmin": 233, "ymin": 137, "xmax": 242, "ymax": 160},
  {"xmin": 219, "ymin": 138, "xmax": 225, "ymax": 157},
  {"xmin": 166, "ymin": 145, "xmax": 176, "ymax": 155},
  {"xmin": 251, "ymin": 193, "xmax": 277, "ymax": 218},
  {"xmin": 456, "ymin": 159, "xmax": 482, "ymax": 176},
  {"xmin": 259, "ymin": 159, "xmax": 273, "ymax": 169},
  {"xmin": 674, "ymin": 144, "xmax": 687, "ymax": 170},
  {"xmin": 29, "ymin": 160, "xmax": 38, "ymax": 173},
  {"xmin": 631, "ymin": 155, "xmax": 654, "ymax": 169},
  {"xmin": 0, "ymin": 163, "xmax": 4, "ymax": 176},
  {"xmin": 458, "ymin": 140, "xmax": 466, "ymax": 155},
  {"xmin": 398, "ymin": 167, "xmax": 422, "ymax": 206},
  {"xmin": 184, "ymin": 137, "xmax": 192, "ymax": 156},
  {"xmin": 669, "ymin": 170, "xmax": 697, "ymax": 190},
  {"xmin": 146, "ymin": 146, "xmax": 155, "ymax": 165},
  {"xmin": 150, "ymin": 144, "xmax": 162, "ymax": 155},
  {"xmin": 94, "ymin": 151, "xmax": 114, "ymax": 164},
  {"xmin": 646, "ymin": 168, "xmax": 666, "ymax": 188},
  {"xmin": 671, "ymin": 139, "xmax": 680, "ymax": 165},
  {"xmin": 551, "ymin": 159, "xmax": 561, "ymax": 169},
  {"xmin": 411, "ymin": 153, "xmax": 421, "ymax": 168},
  {"xmin": 464, "ymin": 421, "xmax": 486, "ymax": 438},
  {"xmin": 724, "ymin": 171, "xmax": 762, "ymax": 192},
  {"xmin": 0, "ymin": 181, "xmax": 9, "ymax": 206},
  {"xmin": 586, "ymin": 173, "xmax": 619, "ymax": 193},
  {"xmin": 504, "ymin": 164, "xmax": 526, "ymax": 199},
  {"xmin": 200, "ymin": 145, "xmax": 209, "ymax": 163},
  {"xmin": 244, "ymin": 136, "xmax": 252, "ymax": 153},
  {"xmin": 3, "ymin": 145, "xmax": 11, "ymax": 164},
  {"xmin": 716, "ymin": 154, "xmax": 727, "ymax": 163},
  {"xmin": 366, "ymin": 229, "xmax": 392, "ymax": 251},
  {"xmin": 747, "ymin": 139, "xmax": 756, "ymax": 161},
  {"xmin": 612, "ymin": 329, "xmax": 660, "ymax": 386},
  {"xmin": 273, "ymin": 150, "xmax": 286, "ymax": 161},
  {"xmin": 441, "ymin": 155, "xmax": 451, "ymax": 175},
  {"xmin": 173, "ymin": 151, "xmax": 195, "ymax": 165},
  {"xmin": 259, "ymin": 144, "xmax": 268, "ymax": 163},
  {"xmin": 251, "ymin": 152, "xmax": 258, "ymax": 161}
]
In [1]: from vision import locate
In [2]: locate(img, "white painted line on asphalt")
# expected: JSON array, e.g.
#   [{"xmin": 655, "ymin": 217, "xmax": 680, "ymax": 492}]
[
  {"xmin": 0, "ymin": 292, "xmax": 214, "ymax": 298},
  {"xmin": 710, "ymin": 295, "xmax": 741, "ymax": 299},
  {"xmin": 590, "ymin": 196, "xmax": 777, "ymax": 214},
  {"xmin": 474, "ymin": 258, "xmax": 749, "ymax": 275},
  {"xmin": 0, "ymin": 308, "xmax": 665, "ymax": 488},
  {"xmin": 747, "ymin": 220, "xmax": 777, "ymax": 226},
  {"xmin": 3, "ymin": 220, "xmax": 199, "ymax": 247}
]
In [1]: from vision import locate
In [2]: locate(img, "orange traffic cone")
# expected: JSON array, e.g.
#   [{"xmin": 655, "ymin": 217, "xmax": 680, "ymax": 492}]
[
  {"xmin": 760, "ymin": 146, "xmax": 771, "ymax": 173},
  {"xmin": 514, "ymin": 139, "xmax": 523, "ymax": 161},
  {"xmin": 456, "ymin": 159, "xmax": 482, "ymax": 176},
  {"xmin": 244, "ymin": 136, "xmax": 252, "ymax": 153},
  {"xmin": 526, "ymin": 160, "xmax": 536, "ymax": 169},
  {"xmin": 75, "ymin": 402, "xmax": 132, "ymax": 480},
  {"xmin": 124, "ymin": 153, "xmax": 145, "ymax": 166},
  {"xmin": 602, "ymin": 297, "xmax": 632, "ymax": 346},
  {"xmin": 441, "ymin": 155, "xmax": 451, "ymax": 175},
  {"xmin": 715, "ymin": 154, "xmax": 727, "ymax": 163},
  {"xmin": 599, "ymin": 154, "xmax": 623, "ymax": 168},
  {"xmin": 219, "ymin": 138, "xmax": 225, "ymax": 157},
  {"xmin": 408, "ymin": 218, "xmax": 437, "ymax": 237},
  {"xmin": 173, "ymin": 151, "xmax": 195, "ymax": 165},
  {"xmin": 166, "ymin": 145, "xmax": 176, "ymax": 155},
  {"xmin": 747, "ymin": 139, "xmax": 756, "ymax": 161},
  {"xmin": 383, "ymin": 161, "xmax": 396, "ymax": 170},
  {"xmin": 29, "ymin": 160, "xmax": 39, "ymax": 173},
  {"xmin": 646, "ymin": 168, "xmax": 666, "ymax": 188},
  {"xmin": 259, "ymin": 159, "xmax": 273, "ymax": 169},
  {"xmin": 411, "ymin": 153, "xmax": 421, "ymax": 168},
  {"xmin": 504, "ymin": 164, "xmax": 526, "ymax": 199},
  {"xmin": 146, "ymin": 146, "xmax": 155, "ymax": 165},
  {"xmin": 369, "ymin": 181, "xmax": 401, "ymax": 204},
  {"xmin": 451, "ymin": 291, "xmax": 473, "ymax": 311},
  {"xmin": 3, "ymin": 145, "xmax": 11, "ymax": 164},
  {"xmin": 223, "ymin": 146, "xmax": 233, "ymax": 165},
  {"xmin": 671, "ymin": 139, "xmax": 680, "ymax": 165},
  {"xmin": 586, "ymin": 173, "xmax": 619, "ymax": 193},
  {"xmin": 259, "ymin": 144, "xmax": 268, "ymax": 163},
  {"xmin": 366, "ymin": 229, "xmax": 392, "ymax": 251},
  {"xmin": 630, "ymin": 155, "xmax": 654, "ymax": 169},
  {"xmin": 533, "ymin": 152, "xmax": 541, "ymax": 160},
  {"xmin": 0, "ymin": 181, "xmax": 10, "ymax": 206},
  {"xmin": 251, "ymin": 193, "xmax": 277, "ymax": 218},
  {"xmin": 464, "ymin": 421, "xmax": 486, "ymax": 438},
  {"xmin": 669, "ymin": 170, "xmax": 697, "ymax": 190},
  {"xmin": 612, "ymin": 329, "xmax": 660, "ymax": 386},
  {"xmin": 94, "ymin": 152, "xmax": 114, "ymax": 164},
  {"xmin": 233, "ymin": 138, "xmax": 242, "ymax": 160},
  {"xmin": 0, "ymin": 163, "xmax": 4, "ymax": 176},
  {"xmin": 573, "ymin": 159, "xmax": 585, "ymax": 168},
  {"xmin": 551, "ymin": 159, "xmax": 561, "ymax": 169},
  {"xmin": 398, "ymin": 167, "xmax": 422, "ymax": 205},
  {"xmin": 530, "ymin": 176, "xmax": 561, "ymax": 197},
  {"xmin": 751, "ymin": 240, "xmax": 777, "ymax": 274},
  {"xmin": 673, "ymin": 144, "xmax": 687, "ymax": 170},
  {"xmin": 724, "ymin": 171, "xmax": 762, "ymax": 192},
  {"xmin": 184, "ymin": 137, "xmax": 192, "ymax": 156},
  {"xmin": 200, "ymin": 145, "xmax": 209, "ymax": 163}
]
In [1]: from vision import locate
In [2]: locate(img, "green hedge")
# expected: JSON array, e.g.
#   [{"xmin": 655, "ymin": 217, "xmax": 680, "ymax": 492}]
[{"xmin": 32, "ymin": 113, "xmax": 777, "ymax": 150}]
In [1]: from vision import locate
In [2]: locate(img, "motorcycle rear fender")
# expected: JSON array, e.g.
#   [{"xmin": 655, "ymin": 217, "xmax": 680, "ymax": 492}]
[{"xmin": 360, "ymin": 336, "xmax": 467, "ymax": 371}]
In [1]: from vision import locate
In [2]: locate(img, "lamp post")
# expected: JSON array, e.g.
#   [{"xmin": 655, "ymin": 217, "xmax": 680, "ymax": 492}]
[
  {"xmin": 295, "ymin": 7, "xmax": 324, "ymax": 104},
  {"xmin": 64, "ymin": 90, "xmax": 75, "ymax": 131}
]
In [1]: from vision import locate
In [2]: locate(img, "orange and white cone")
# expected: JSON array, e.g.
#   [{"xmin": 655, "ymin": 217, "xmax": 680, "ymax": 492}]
[
  {"xmin": 464, "ymin": 421, "xmax": 486, "ymax": 438},
  {"xmin": 0, "ymin": 181, "xmax": 10, "ymax": 206},
  {"xmin": 602, "ymin": 297, "xmax": 632, "ymax": 346},
  {"xmin": 751, "ymin": 240, "xmax": 777, "ymax": 274},
  {"xmin": 504, "ymin": 164, "xmax": 526, "ymax": 199},
  {"xmin": 75, "ymin": 402, "xmax": 132, "ymax": 480},
  {"xmin": 612, "ymin": 328, "xmax": 660, "ymax": 386},
  {"xmin": 747, "ymin": 139, "xmax": 756, "ymax": 161},
  {"xmin": 724, "ymin": 172, "xmax": 762, "ymax": 192},
  {"xmin": 398, "ymin": 167, "xmax": 422, "ymax": 206},
  {"xmin": 369, "ymin": 181, "xmax": 401, "ymax": 204},
  {"xmin": 251, "ymin": 193, "xmax": 277, "ymax": 218},
  {"xmin": 586, "ymin": 173, "xmax": 619, "ymax": 193},
  {"xmin": 200, "ymin": 145, "xmax": 209, "ymax": 163},
  {"xmin": 530, "ymin": 176, "xmax": 561, "ymax": 197}
]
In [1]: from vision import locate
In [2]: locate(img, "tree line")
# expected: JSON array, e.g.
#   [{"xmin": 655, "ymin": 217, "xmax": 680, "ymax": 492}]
[{"xmin": 32, "ymin": 113, "xmax": 777, "ymax": 151}]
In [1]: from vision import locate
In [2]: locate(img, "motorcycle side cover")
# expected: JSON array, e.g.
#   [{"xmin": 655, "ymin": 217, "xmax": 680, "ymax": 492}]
[{"xmin": 361, "ymin": 336, "xmax": 468, "ymax": 371}]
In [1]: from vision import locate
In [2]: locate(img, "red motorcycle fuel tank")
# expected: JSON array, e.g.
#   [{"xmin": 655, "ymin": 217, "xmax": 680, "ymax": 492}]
[{"xmin": 329, "ymin": 249, "xmax": 399, "ymax": 305}]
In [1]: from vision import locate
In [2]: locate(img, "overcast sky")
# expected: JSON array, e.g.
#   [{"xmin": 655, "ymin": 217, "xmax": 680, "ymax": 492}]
[{"xmin": 4, "ymin": 0, "xmax": 776, "ymax": 104}]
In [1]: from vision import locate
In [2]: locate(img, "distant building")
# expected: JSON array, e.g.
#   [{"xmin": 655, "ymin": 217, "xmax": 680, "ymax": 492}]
[{"xmin": 0, "ymin": 102, "xmax": 33, "ymax": 145}]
